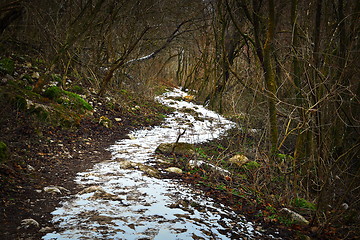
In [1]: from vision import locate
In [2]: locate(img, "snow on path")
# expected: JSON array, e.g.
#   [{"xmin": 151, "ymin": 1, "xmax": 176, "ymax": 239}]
[{"xmin": 43, "ymin": 88, "xmax": 269, "ymax": 240}]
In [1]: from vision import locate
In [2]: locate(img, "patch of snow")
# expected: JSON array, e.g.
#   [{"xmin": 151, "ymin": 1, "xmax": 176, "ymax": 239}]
[{"xmin": 43, "ymin": 88, "xmax": 277, "ymax": 240}]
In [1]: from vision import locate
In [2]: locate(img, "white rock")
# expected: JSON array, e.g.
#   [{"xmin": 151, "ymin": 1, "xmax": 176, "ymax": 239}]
[
  {"xmin": 341, "ymin": 203, "xmax": 349, "ymax": 210},
  {"xmin": 21, "ymin": 218, "xmax": 40, "ymax": 229},
  {"xmin": 43, "ymin": 186, "xmax": 62, "ymax": 194},
  {"xmin": 127, "ymin": 134, "xmax": 136, "ymax": 140},
  {"xmin": 32, "ymin": 72, "xmax": 40, "ymax": 79},
  {"xmin": 228, "ymin": 154, "xmax": 249, "ymax": 167},
  {"xmin": 27, "ymin": 165, "xmax": 35, "ymax": 171},
  {"xmin": 56, "ymin": 186, "xmax": 70, "ymax": 193},
  {"xmin": 280, "ymin": 208, "xmax": 309, "ymax": 225},
  {"xmin": 115, "ymin": 118, "xmax": 122, "ymax": 122},
  {"xmin": 165, "ymin": 167, "xmax": 183, "ymax": 174}
]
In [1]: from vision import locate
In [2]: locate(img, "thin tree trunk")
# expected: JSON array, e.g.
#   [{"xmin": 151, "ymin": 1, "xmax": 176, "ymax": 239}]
[{"xmin": 263, "ymin": 0, "xmax": 278, "ymax": 154}]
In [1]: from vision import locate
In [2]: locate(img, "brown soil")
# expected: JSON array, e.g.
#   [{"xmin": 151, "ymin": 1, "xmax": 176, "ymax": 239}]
[
  {"xmin": 0, "ymin": 90, "xmax": 342, "ymax": 240},
  {"xmin": 0, "ymin": 94, "xmax": 168, "ymax": 240}
]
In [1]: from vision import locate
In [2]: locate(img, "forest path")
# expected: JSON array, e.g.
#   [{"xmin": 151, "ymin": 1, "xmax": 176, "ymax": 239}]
[{"xmin": 42, "ymin": 88, "xmax": 275, "ymax": 240}]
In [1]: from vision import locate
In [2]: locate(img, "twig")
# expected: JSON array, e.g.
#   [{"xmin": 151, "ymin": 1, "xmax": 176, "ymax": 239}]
[{"xmin": 171, "ymin": 129, "xmax": 187, "ymax": 153}]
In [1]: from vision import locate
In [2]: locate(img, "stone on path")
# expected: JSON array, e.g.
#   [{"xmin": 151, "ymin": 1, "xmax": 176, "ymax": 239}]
[
  {"xmin": 155, "ymin": 142, "xmax": 196, "ymax": 156},
  {"xmin": 165, "ymin": 167, "xmax": 183, "ymax": 174}
]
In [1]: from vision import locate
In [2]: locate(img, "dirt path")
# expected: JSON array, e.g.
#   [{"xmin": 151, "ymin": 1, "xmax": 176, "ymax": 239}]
[
  {"xmin": 1, "ymin": 89, "xmax": 293, "ymax": 240},
  {"xmin": 40, "ymin": 89, "xmax": 271, "ymax": 239},
  {"xmin": 0, "ymin": 93, "xmax": 169, "ymax": 239}
]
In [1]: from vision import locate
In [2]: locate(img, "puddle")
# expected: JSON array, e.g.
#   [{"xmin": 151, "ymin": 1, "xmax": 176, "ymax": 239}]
[{"xmin": 43, "ymin": 88, "xmax": 277, "ymax": 239}]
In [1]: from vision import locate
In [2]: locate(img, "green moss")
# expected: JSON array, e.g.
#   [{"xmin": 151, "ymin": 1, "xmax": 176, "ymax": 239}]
[
  {"xmin": 0, "ymin": 58, "xmax": 15, "ymax": 75},
  {"xmin": 0, "ymin": 141, "xmax": 8, "ymax": 163},
  {"xmin": 243, "ymin": 161, "xmax": 260, "ymax": 170},
  {"xmin": 291, "ymin": 197, "xmax": 315, "ymax": 210},
  {"xmin": 64, "ymin": 91, "xmax": 93, "ymax": 111},
  {"xmin": 43, "ymin": 86, "xmax": 92, "ymax": 111},
  {"xmin": 43, "ymin": 86, "xmax": 63, "ymax": 100}
]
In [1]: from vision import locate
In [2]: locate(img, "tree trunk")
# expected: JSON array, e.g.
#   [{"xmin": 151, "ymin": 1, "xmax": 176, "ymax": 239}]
[{"xmin": 263, "ymin": 0, "xmax": 278, "ymax": 154}]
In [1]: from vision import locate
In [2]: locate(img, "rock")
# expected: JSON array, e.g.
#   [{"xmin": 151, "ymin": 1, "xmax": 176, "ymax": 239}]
[
  {"xmin": 27, "ymin": 164, "xmax": 35, "ymax": 171},
  {"xmin": 99, "ymin": 116, "xmax": 112, "ymax": 128},
  {"xmin": 114, "ymin": 117, "xmax": 122, "ymax": 122},
  {"xmin": 32, "ymin": 72, "xmax": 40, "ymax": 79},
  {"xmin": 43, "ymin": 186, "xmax": 62, "ymax": 194},
  {"xmin": 341, "ymin": 203, "xmax": 349, "ymax": 210},
  {"xmin": 136, "ymin": 163, "xmax": 160, "ymax": 178},
  {"xmin": 119, "ymin": 160, "xmax": 136, "ymax": 169},
  {"xmin": 79, "ymin": 186, "xmax": 105, "ymax": 194},
  {"xmin": 165, "ymin": 167, "xmax": 183, "ymax": 174},
  {"xmin": 280, "ymin": 208, "xmax": 309, "ymax": 225},
  {"xmin": 20, "ymin": 218, "xmax": 40, "ymax": 229},
  {"xmin": 155, "ymin": 142, "xmax": 196, "ymax": 156},
  {"xmin": 127, "ymin": 134, "xmax": 136, "ymax": 140},
  {"xmin": 118, "ymin": 160, "xmax": 160, "ymax": 178},
  {"xmin": 39, "ymin": 226, "xmax": 53, "ymax": 233},
  {"xmin": 57, "ymin": 186, "xmax": 70, "ymax": 193},
  {"xmin": 228, "ymin": 154, "xmax": 249, "ymax": 167}
]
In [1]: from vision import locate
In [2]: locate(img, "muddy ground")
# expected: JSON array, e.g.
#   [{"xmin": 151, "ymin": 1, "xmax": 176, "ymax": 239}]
[
  {"xmin": 0, "ymin": 92, "xmax": 332, "ymax": 240},
  {"xmin": 0, "ymin": 94, "xmax": 173, "ymax": 239}
]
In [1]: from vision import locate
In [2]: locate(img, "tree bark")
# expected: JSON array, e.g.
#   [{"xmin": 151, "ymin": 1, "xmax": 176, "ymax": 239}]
[{"xmin": 263, "ymin": 0, "xmax": 278, "ymax": 154}]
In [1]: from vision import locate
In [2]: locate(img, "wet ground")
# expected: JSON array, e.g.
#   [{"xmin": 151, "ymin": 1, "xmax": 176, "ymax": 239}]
[{"xmin": 42, "ymin": 89, "xmax": 282, "ymax": 240}]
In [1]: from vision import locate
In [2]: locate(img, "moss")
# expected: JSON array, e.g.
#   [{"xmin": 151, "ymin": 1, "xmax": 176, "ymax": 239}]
[
  {"xmin": 43, "ymin": 86, "xmax": 92, "ymax": 111},
  {"xmin": 243, "ymin": 161, "xmax": 260, "ymax": 170},
  {"xmin": 0, "ymin": 141, "xmax": 8, "ymax": 163},
  {"xmin": 291, "ymin": 197, "xmax": 316, "ymax": 210},
  {"xmin": 43, "ymin": 86, "xmax": 63, "ymax": 100},
  {"xmin": 0, "ymin": 58, "xmax": 15, "ymax": 75},
  {"xmin": 64, "ymin": 91, "xmax": 93, "ymax": 111}
]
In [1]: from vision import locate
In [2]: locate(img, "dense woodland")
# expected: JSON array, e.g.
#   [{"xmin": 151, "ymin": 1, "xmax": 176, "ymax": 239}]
[{"xmin": 0, "ymin": 0, "xmax": 359, "ymax": 238}]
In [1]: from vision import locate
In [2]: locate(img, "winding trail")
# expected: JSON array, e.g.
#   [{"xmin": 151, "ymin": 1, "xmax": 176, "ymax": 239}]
[{"xmin": 43, "ymin": 88, "xmax": 274, "ymax": 240}]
